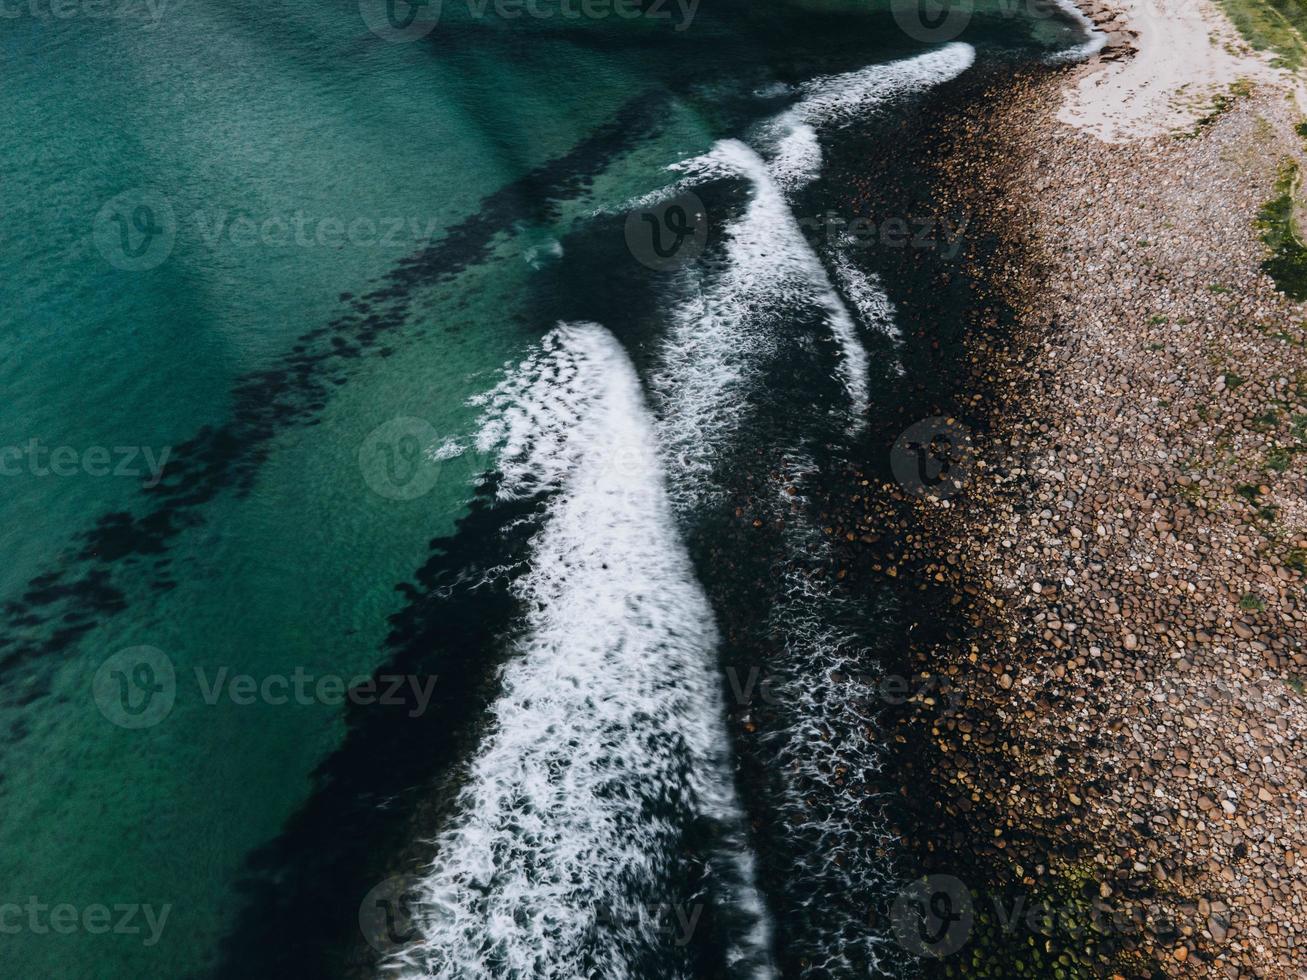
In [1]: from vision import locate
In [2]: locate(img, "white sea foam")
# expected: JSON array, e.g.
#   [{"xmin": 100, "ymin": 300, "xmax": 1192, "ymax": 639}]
[
  {"xmin": 642, "ymin": 48, "xmax": 983, "ymax": 975},
  {"xmin": 1044, "ymin": 0, "xmax": 1107, "ymax": 64},
  {"xmin": 391, "ymin": 46, "xmax": 983, "ymax": 978},
  {"xmin": 760, "ymin": 467, "xmax": 909, "ymax": 976},
  {"xmin": 766, "ymin": 42, "xmax": 977, "ymax": 190},
  {"xmin": 391, "ymin": 323, "xmax": 774, "ymax": 980},
  {"xmin": 651, "ymin": 140, "xmax": 871, "ymax": 498},
  {"xmin": 829, "ymin": 252, "xmax": 906, "ymax": 376},
  {"xmin": 428, "ymin": 437, "xmax": 465, "ymax": 462},
  {"xmin": 830, "ymin": 253, "xmax": 901, "ymax": 343},
  {"xmin": 651, "ymin": 48, "xmax": 978, "ymax": 472}
]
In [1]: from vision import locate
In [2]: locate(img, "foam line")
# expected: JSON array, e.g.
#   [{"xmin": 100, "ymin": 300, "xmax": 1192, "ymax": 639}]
[{"xmin": 390, "ymin": 323, "xmax": 774, "ymax": 980}]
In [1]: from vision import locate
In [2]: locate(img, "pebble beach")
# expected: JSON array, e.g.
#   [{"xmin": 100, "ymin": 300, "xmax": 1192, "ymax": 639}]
[{"xmin": 854, "ymin": 5, "xmax": 1307, "ymax": 975}]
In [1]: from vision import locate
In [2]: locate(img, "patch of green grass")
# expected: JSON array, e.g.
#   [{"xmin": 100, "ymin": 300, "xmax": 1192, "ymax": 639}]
[
  {"xmin": 1257, "ymin": 160, "xmax": 1307, "ymax": 301},
  {"xmin": 1292, "ymin": 413, "xmax": 1307, "ymax": 440},
  {"xmin": 1225, "ymin": 371, "xmax": 1247, "ymax": 390},
  {"xmin": 1177, "ymin": 79, "xmax": 1255, "ymax": 138},
  {"xmin": 1287, "ymin": 676, "xmax": 1306, "ymax": 696},
  {"xmin": 1213, "ymin": 0, "xmax": 1307, "ymax": 69},
  {"xmin": 1267, "ymin": 447, "xmax": 1294, "ymax": 471},
  {"xmin": 1285, "ymin": 547, "xmax": 1307, "ymax": 572},
  {"xmin": 1208, "ymin": 284, "xmax": 1233, "ymax": 294},
  {"xmin": 1240, "ymin": 592, "xmax": 1267, "ymax": 611},
  {"xmin": 942, "ymin": 862, "xmax": 1134, "ymax": 979},
  {"xmin": 1255, "ymin": 407, "xmax": 1281, "ymax": 428},
  {"xmin": 1149, "ymin": 315, "xmax": 1168, "ymax": 326},
  {"xmin": 1297, "ymin": 122, "xmax": 1307, "ymax": 138},
  {"xmin": 1237, "ymin": 483, "xmax": 1262, "ymax": 503}
]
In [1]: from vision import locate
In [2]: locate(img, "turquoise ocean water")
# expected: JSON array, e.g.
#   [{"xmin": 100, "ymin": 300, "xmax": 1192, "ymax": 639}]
[{"xmin": 0, "ymin": 2, "xmax": 1093, "ymax": 976}]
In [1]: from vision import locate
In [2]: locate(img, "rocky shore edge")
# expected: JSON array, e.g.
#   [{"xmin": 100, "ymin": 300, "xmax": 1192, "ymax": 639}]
[
  {"xmin": 1075, "ymin": 0, "xmax": 1138, "ymax": 63},
  {"xmin": 845, "ymin": 49, "xmax": 1307, "ymax": 980}
]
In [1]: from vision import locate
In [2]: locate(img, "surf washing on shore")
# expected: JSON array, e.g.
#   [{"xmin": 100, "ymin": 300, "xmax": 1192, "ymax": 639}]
[
  {"xmin": 360, "ymin": 37, "xmax": 997, "ymax": 978},
  {"xmin": 0, "ymin": 2, "xmax": 1104, "ymax": 978}
]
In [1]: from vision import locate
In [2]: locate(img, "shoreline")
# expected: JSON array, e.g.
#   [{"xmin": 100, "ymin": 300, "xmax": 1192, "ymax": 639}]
[
  {"xmin": 1057, "ymin": 0, "xmax": 1287, "ymax": 141},
  {"xmin": 853, "ymin": 7, "xmax": 1307, "ymax": 975}
]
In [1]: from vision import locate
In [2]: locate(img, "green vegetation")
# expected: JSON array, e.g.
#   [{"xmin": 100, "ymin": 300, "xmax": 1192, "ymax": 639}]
[
  {"xmin": 1254, "ymin": 319, "xmax": 1304, "ymax": 344},
  {"xmin": 1225, "ymin": 371, "xmax": 1247, "ymax": 389},
  {"xmin": 1255, "ymin": 407, "xmax": 1281, "ymax": 428},
  {"xmin": 936, "ymin": 864, "xmax": 1139, "ymax": 979},
  {"xmin": 1239, "ymin": 592, "xmax": 1267, "ymax": 611},
  {"xmin": 1176, "ymin": 80, "xmax": 1254, "ymax": 139},
  {"xmin": 1256, "ymin": 160, "xmax": 1307, "ymax": 301},
  {"xmin": 1213, "ymin": 0, "xmax": 1307, "ymax": 68},
  {"xmin": 1267, "ymin": 447, "xmax": 1294, "ymax": 470}
]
